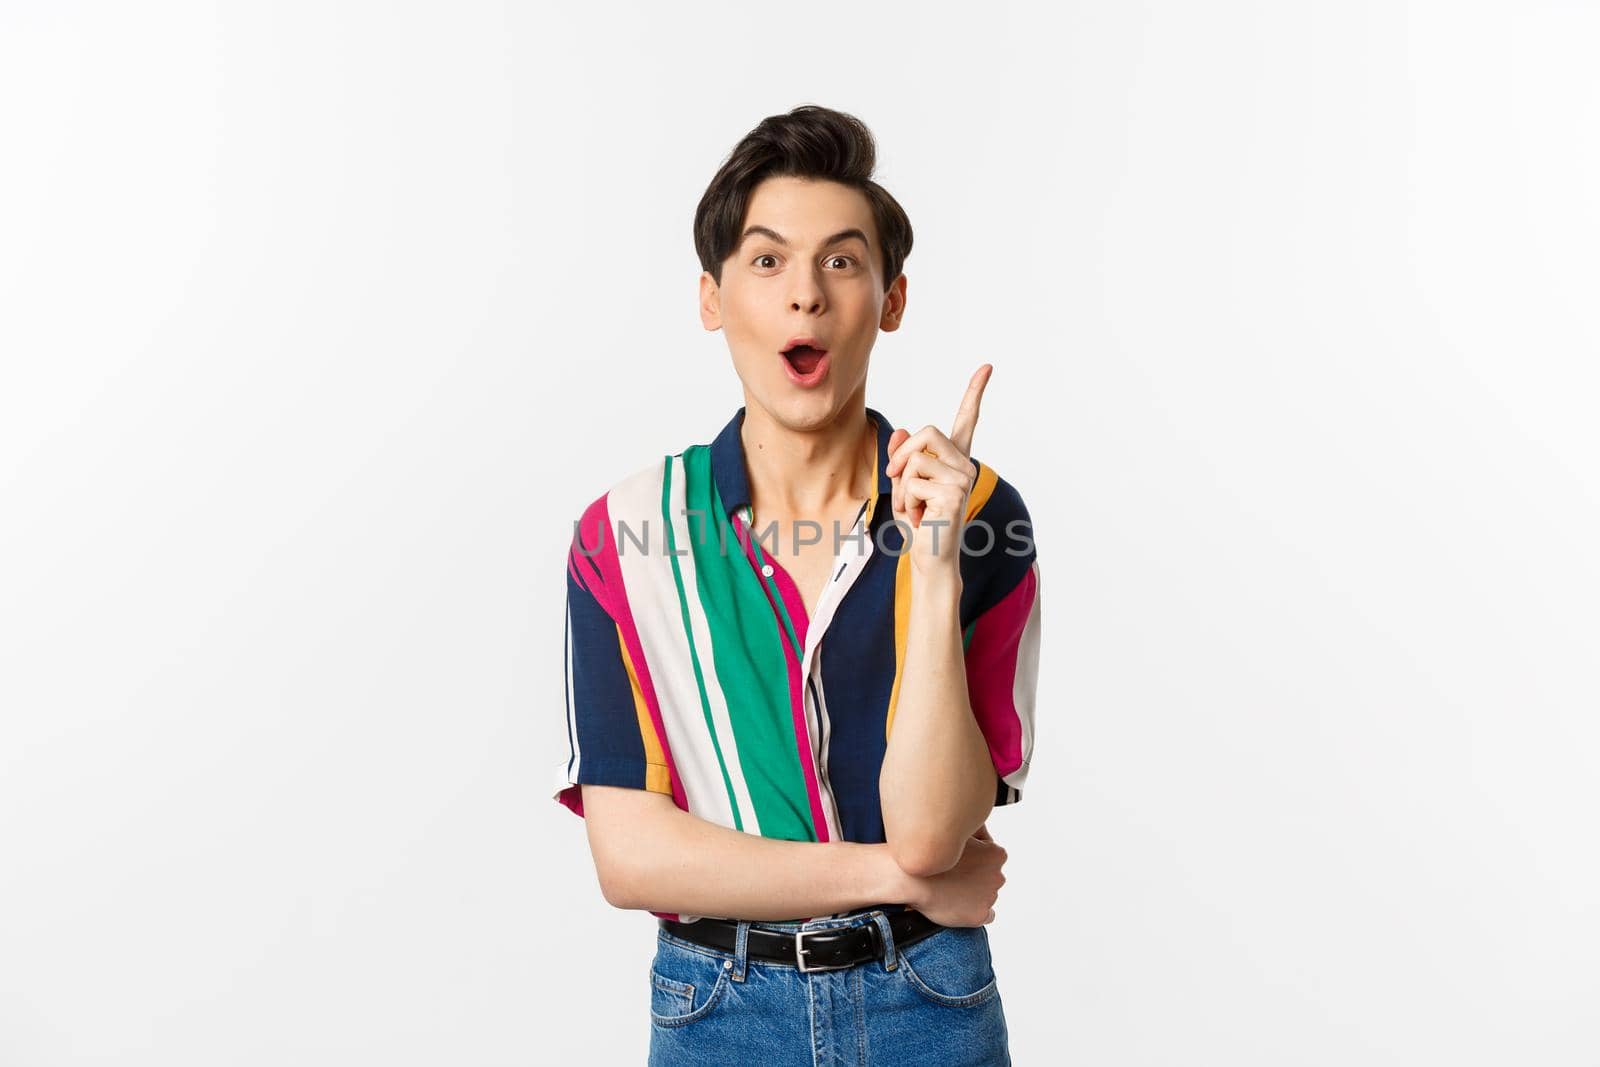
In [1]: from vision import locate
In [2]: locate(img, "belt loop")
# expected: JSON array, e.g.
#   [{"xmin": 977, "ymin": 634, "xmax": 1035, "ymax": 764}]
[
  {"xmin": 869, "ymin": 910, "xmax": 898, "ymax": 972},
  {"xmin": 731, "ymin": 920, "xmax": 751, "ymax": 982}
]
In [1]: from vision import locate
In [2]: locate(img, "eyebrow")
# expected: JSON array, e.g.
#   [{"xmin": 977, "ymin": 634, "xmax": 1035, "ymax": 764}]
[{"xmin": 739, "ymin": 225, "xmax": 870, "ymax": 251}]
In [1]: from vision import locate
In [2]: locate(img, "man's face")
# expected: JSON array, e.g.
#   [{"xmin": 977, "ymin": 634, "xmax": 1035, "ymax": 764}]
[{"xmin": 701, "ymin": 175, "xmax": 906, "ymax": 430}]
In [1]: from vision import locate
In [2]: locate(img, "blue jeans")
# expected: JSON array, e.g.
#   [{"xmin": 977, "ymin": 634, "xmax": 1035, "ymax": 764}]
[{"xmin": 646, "ymin": 908, "xmax": 1011, "ymax": 1066}]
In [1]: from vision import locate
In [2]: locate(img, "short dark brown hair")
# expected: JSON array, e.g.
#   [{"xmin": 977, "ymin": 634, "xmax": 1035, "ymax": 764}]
[{"xmin": 693, "ymin": 104, "xmax": 913, "ymax": 293}]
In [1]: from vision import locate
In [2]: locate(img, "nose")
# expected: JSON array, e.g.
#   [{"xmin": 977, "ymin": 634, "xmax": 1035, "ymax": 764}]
[{"xmin": 787, "ymin": 266, "xmax": 825, "ymax": 314}]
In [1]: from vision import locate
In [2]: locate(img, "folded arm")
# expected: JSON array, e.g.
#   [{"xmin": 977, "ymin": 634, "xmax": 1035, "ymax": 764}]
[{"xmin": 580, "ymin": 784, "xmax": 916, "ymax": 921}]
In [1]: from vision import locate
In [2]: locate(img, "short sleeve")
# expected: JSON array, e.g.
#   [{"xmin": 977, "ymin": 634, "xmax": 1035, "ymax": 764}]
[
  {"xmin": 960, "ymin": 466, "xmax": 1043, "ymax": 807},
  {"xmin": 554, "ymin": 505, "xmax": 674, "ymax": 819}
]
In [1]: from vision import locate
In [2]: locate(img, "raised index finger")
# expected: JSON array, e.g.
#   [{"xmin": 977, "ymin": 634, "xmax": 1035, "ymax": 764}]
[{"xmin": 949, "ymin": 364, "xmax": 993, "ymax": 457}]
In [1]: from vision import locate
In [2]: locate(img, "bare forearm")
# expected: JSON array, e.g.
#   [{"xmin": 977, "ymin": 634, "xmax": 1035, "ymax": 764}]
[
  {"xmin": 880, "ymin": 570, "xmax": 996, "ymax": 875},
  {"xmin": 606, "ymin": 802, "xmax": 913, "ymax": 921}
]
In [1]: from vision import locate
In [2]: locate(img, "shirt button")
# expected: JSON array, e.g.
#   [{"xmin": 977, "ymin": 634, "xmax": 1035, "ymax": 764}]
[{"xmin": 761, "ymin": 564, "xmax": 774, "ymax": 577}]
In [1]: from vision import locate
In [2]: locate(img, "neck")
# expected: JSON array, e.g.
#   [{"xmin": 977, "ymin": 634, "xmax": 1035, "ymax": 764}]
[{"xmin": 739, "ymin": 398, "xmax": 876, "ymax": 522}]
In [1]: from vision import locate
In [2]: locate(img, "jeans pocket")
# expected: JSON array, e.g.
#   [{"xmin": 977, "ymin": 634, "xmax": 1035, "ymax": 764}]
[
  {"xmin": 648, "ymin": 932, "xmax": 732, "ymax": 1028},
  {"xmin": 896, "ymin": 925, "xmax": 1000, "ymax": 1007}
]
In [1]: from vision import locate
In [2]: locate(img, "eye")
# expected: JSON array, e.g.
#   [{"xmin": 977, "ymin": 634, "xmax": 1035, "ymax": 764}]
[
  {"xmin": 753, "ymin": 254, "xmax": 779, "ymax": 269},
  {"xmin": 826, "ymin": 255, "xmax": 856, "ymax": 270}
]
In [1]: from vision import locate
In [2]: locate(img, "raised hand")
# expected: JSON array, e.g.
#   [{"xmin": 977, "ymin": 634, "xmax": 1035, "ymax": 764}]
[{"xmin": 885, "ymin": 364, "xmax": 993, "ymax": 576}]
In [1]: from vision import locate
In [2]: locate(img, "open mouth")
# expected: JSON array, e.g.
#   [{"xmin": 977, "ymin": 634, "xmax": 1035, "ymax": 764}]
[
  {"xmin": 781, "ymin": 338, "xmax": 829, "ymax": 377},
  {"xmin": 783, "ymin": 344, "xmax": 827, "ymax": 373}
]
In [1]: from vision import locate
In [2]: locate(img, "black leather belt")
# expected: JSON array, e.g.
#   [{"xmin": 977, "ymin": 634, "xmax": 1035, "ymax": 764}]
[{"xmin": 659, "ymin": 909, "xmax": 945, "ymax": 972}]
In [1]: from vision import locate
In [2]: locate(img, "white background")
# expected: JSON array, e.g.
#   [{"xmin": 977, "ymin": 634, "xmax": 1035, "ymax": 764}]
[{"xmin": 2, "ymin": 1, "xmax": 1596, "ymax": 1063}]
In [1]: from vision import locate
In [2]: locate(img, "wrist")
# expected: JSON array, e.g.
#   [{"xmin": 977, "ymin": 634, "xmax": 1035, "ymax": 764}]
[
  {"xmin": 911, "ymin": 567, "xmax": 963, "ymax": 612},
  {"xmin": 868, "ymin": 843, "xmax": 923, "ymax": 908}
]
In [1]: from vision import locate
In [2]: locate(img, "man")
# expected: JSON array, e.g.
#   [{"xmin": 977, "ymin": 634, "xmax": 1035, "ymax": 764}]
[{"xmin": 555, "ymin": 105, "xmax": 1042, "ymax": 1065}]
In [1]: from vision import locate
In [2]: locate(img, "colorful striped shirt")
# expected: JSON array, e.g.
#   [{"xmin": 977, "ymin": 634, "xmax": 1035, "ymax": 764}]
[{"xmin": 556, "ymin": 404, "xmax": 1042, "ymax": 923}]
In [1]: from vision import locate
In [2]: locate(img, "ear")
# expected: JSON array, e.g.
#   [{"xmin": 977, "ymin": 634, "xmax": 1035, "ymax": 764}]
[
  {"xmin": 878, "ymin": 273, "xmax": 908, "ymax": 332},
  {"xmin": 699, "ymin": 271, "xmax": 722, "ymax": 331}
]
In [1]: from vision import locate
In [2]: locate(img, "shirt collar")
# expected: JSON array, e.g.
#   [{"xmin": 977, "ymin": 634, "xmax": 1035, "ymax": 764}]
[{"xmin": 710, "ymin": 404, "xmax": 896, "ymax": 525}]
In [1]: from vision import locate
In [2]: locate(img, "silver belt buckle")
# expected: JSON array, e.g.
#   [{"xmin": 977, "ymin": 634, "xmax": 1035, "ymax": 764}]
[{"xmin": 793, "ymin": 928, "xmax": 851, "ymax": 973}]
